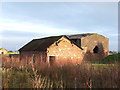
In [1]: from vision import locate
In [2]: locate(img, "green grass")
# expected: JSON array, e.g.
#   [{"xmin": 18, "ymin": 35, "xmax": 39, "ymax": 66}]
[
  {"xmin": 91, "ymin": 64, "xmax": 116, "ymax": 68},
  {"xmin": 108, "ymin": 53, "xmax": 114, "ymax": 55},
  {"xmin": 101, "ymin": 53, "xmax": 119, "ymax": 64},
  {"xmin": 8, "ymin": 52, "xmax": 19, "ymax": 54},
  {"xmin": 5, "ymin": 52, "xmax": 19, "ymax": 56}
]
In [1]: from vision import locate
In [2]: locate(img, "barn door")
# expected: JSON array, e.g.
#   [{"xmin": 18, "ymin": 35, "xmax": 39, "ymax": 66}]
[{"xmin": 49, "ymin": 56, "xmax": 55, "ymax": 66}]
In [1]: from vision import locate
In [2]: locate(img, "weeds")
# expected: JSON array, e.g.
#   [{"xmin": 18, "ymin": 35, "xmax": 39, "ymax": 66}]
[{"xmin": 2, "ymin": 55, "xmax": 120, "ymax": 88}]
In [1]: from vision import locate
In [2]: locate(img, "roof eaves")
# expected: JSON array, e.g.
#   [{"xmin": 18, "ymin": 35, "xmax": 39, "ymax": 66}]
[{"xmin": 18, "ymin": 39, "xmax": 34, "ymax": 51}]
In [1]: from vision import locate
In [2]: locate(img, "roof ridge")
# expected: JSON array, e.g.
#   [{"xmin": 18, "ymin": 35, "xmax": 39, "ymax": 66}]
[
  {"xmin": 67, "ymin": 33, "xmax": 96, "ymax": 36},
  {"xmin": 33, "ymin": 35, "xmax": 63, "ymax": 40}
]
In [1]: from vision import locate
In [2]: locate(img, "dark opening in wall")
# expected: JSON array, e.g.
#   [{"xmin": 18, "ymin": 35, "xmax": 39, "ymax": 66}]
[
  {"xmin": 32, "ymin": 54, "xmax": 35, "ymax": 63},
  {"xmin": 72, "ymin": 39, "xmax": 81, "ymax": 47},
  {"xmin": 2, "ymin": 52, "xmax": 4, "ymax": 54},
  {"xmin": 49, "ymin": 56, "xmax": 55, "ymax": 66},
  {"xmin": 93, "ymin": 46, "xmax": 99, "ymax": 53}
]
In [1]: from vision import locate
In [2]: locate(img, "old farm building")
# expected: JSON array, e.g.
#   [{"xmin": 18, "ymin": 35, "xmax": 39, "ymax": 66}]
[
  {"xmin": 19, "ymin": 33, "xmax": 109, "ymax": 65},
  {"xmin": 0, "ymin": 48, "xmax": 8, "ymax": 55}
]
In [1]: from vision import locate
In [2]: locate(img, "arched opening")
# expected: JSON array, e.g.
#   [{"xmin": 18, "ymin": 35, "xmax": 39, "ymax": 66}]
[{"xmin": 93, "ymin": 46, "xmax": 99, "ymax": 53}]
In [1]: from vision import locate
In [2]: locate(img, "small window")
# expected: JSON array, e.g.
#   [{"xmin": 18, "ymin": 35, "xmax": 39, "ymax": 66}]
[
  {"xmin": 1, "ymin": 52, "xmax": 4, "ymax": 54},
  {"xmin": 49, "ymin": 56, "xmax": 55, "ymax": 66},
  {"xmin": 93, "ymin": 46, "xmax": 99, "ymax": 53}
]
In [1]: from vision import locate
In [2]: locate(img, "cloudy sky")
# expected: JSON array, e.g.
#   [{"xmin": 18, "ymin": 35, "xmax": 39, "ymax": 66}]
[{"xmin": 0, "ymin": 2, "xmax": 118, "ymax": 51}]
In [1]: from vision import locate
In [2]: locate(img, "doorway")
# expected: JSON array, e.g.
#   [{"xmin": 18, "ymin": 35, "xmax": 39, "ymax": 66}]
[{"xmin": 49, "ymin": 56, "xmax": 55, "ymax": 66}]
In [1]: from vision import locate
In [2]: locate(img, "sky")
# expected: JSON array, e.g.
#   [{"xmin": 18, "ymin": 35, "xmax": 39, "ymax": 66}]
[{"xmin": 0, "ymin": 2, "xmax": 118, "ymax": 52}]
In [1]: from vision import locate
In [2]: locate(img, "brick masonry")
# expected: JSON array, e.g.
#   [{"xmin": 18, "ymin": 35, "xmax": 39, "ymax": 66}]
[
  {"xmin": 20, "ymin": 34, "xmax": 109, "ymax": 66},
  {"xmin": 47, "ymin": 36, "xmax": 84, "ymax": 65}
]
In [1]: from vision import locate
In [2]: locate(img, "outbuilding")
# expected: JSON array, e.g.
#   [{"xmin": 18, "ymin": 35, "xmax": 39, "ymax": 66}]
[
  {"xmin": 0, "ymin": 48, "xmax": 8, "ymax": 55},
  {"xmin": 19, "ymin": 33, "xmax": 109, "ymax": 65}
]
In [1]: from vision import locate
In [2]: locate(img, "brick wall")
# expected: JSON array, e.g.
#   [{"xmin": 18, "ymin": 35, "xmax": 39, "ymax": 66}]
[
  {"xmin": 20, "ymin": 51, "xmax": 47, "ymax": 64},
  {"xmin": 47, "ymin": 36, "xmax": 85, "ymax": 65}
]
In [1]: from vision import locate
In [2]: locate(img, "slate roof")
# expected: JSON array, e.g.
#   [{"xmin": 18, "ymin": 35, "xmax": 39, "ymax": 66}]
[
  {"xmin": 66, "ymin": 33, "xmax": 95, "ymax": 39},
  {"xmin": 19, "ymin": 33, "xmax": 97, "ymax": 51},
  {"xmin": 19, "ymin": 36, "xmax": 63, "ymax": 51}
]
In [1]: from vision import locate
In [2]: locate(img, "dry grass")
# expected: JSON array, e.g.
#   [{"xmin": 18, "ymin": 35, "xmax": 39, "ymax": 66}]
[{"xmin": 2, "ymin": 55, "xmax": 120, "ymax": 88}]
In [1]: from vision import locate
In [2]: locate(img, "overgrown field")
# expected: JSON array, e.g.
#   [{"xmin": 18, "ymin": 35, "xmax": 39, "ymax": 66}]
[{"xmin": 1, "ymin": 54, "xmax": 120, "ymax": 88}]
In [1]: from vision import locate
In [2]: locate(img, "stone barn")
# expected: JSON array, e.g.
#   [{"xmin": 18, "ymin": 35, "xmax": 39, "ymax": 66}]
[
  {"xmin": 0, "ymin": 48, "xmax": 8, "ymax": 55},
  {"xmin": 19, "ymin": 33, "xmax": 109, "ymax": 65}
]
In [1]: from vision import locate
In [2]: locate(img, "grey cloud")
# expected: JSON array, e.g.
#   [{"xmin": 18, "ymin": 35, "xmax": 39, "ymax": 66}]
[
  {"xmin": 2, "ymin": 2, "xmax": 117, "ymax": 32},
  {"xmin": 1, "ymin": 30, "xmax": 47, "ymax": 38},
  {"xmin": 1, "ymin": 2, "xmax": 118, "ymax": 51}
]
